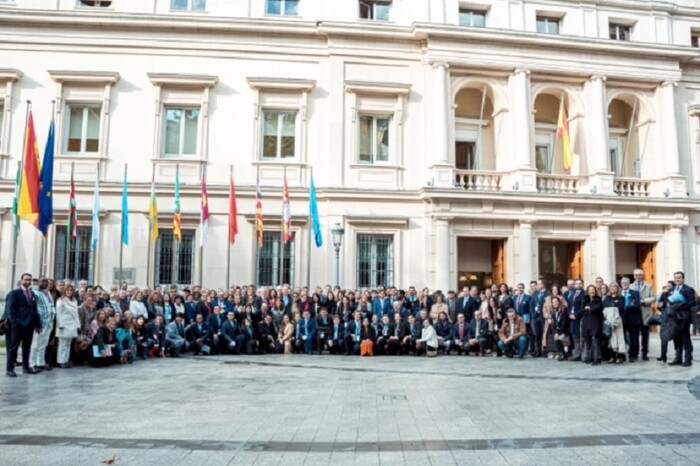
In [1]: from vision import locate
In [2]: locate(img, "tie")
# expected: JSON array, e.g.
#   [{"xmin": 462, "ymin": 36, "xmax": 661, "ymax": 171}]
[
  {"xmin": 25, "ymin": 288, "xmax": 32, "ymax": 303},
  {"xmin": 517, "ymin": 294, "xmax": 522, "ymax": 308}
]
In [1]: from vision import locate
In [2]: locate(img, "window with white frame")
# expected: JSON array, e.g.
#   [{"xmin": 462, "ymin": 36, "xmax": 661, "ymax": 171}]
[
  {"xmin": 0, "ymin": 102, "xmax": 4, "ymax": 148},
  {"xmin": 608, "ymin": 137, "xmax": 623, "ymax": 177},
  {"xmin": 163, "ymin": 107, "xmax": 200, "ymax": 158},
  {"xmin": 266, "ymin": 0, "xmax": 299, "ymax": 15},
  {"xmin": 459, "ymin": 8, "xmax": 486, "ymax": 28},
  {"xmin": 171, "ymin": 0, "xmax": 206, "ymax": 11},
  {"xmin": 65, "ymin": 104, "xmax": 101, "ymax": 154},
  {"xmin": 357, "ymin": 234, "xmax": 393, "ymax": 288},
  {"xmin": 262, "ymin": 110, "xmax": 297, "ymax": 159},
  {"xmin": 692, "ymin": 29, "xmax": 700, "ymax": 47},
  {"xmin": 609, "ymin": 22, "xmax": 631, "ymax": 41},
  {"xmin": 359, "ymin": 1, "xmax": 391, "ymax": 21},
  {"xmin": 455, "ymin": 141, "xmax": 477, "ymax": 170},
  {"xmin": 535, "ymin": 132, "xmax": 553, "ymax": 173},
  {"xmin": 536, "ymin": 15, "xmax": 560, "ymax": 34},
  {"xmin": 359, "ymin": 115, "xmax": 390, "ymax": 163}
]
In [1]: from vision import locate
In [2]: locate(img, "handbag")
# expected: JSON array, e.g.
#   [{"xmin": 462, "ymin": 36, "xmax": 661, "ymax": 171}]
[{"xmin": 646, "ymin": 315, "xmax": 662, "ymax": 326}]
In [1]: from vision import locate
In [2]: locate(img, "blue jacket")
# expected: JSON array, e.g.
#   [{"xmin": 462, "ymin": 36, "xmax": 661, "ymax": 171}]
[
  {"xmin": 5, "ymin": 288, "xmax": 41, "ymax": 329},
  {"xmin": 298, "ymin": 318, "xmax": 317, "ymax": 339},
  {"xmin": 372, "ymin": 298, "xmax": 392, "ymax": 320},
  {"xmin": 512, "ymin": 293, "xmax": 530, "ymax": 317}
]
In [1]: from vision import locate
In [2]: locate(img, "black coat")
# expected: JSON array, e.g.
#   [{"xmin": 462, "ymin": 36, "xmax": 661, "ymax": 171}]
[
  {"xmin": 5, "ymin": 288, "xmax": 41, "ymax": 328},
  {"xmin": 581, "ymin": 295, "xmax": 604, "ymax": 338}
]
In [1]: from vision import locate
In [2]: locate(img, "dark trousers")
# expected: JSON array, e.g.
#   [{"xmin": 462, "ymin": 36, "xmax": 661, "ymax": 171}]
[
  {"xmin": 673, "ymin": 318, "xmax": 693, "ymax": 363},
  {"xmin": 627, "ymin": 323, "xmax": 641, "ymax": 359},
  {"xmin": 640, "ymin": 325, "xmax": 650, "ymax": 357},
  {"xmin": 327, "ymin": 339, "xmax": 345, "ymax": 354},
  {"xmin": 386, "ymin": 338, "xmax": 402, "ymax": 355},
  {"xmin": 7, "ymin": 324, "xmax": 34, "ymax": 372},
  {"xmin": 532, "ymin": 316, "xmax": 544, "ymax": 355}
]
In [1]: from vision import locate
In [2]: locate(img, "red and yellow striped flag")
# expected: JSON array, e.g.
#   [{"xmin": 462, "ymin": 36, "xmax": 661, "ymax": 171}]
[
  {"xmin": 18, "ymin": 110, "xmax": 40, "ymax": 226},
  {"xmin": 557, "ymin": 99, "xmax": 573, "ymax": 172},
  {"xmin": 255, "ymin": 174, "xmax": 263, "ymax": 247}
]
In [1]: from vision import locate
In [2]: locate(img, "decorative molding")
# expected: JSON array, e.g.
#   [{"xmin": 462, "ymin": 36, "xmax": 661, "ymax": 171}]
[
  {"xmin": 345, "ymin": 80, "xmax": 411, "ymax": 96},
  {"xmin": 0, "ymin": 68, "xmax": 22, "ymax": 82},
  {"xmin": 244, "ymin": 213, "xmax": 308, "ymax": 225},
  {"xmin": 344, "ymin": 215, "xmax": 409, "ymax": 227},
  {"xmin": 147, "ymin": 73, "xmax": 218, "ymax": 88},
  {"xmin": 49, "ymin": 70, "xmax": 120, "ymax": 84},
  {"xmin": 246, "ymin": 77, "xmax": 315, "ymax": 92}
]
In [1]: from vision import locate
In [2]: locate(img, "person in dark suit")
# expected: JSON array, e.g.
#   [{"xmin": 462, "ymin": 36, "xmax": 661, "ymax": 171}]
[
  {"xmin": 344, "ymin": 311, "xmax": 363, "ymax": 355},
  {"xmin": 456, "ymin": 286, "xmax": 481, "ymax": 322},
  {"xmin": 257, "ymin": 314, "xmax": 277, "ymax": 353},
  {"xmin": 206, "ymin": 305, "xmax": 226, "ymax": 353},
  {"xmin": 315, "ymin": 308, "xmax": 332, "ymax": 354},
  {"xmin": 452, "ymin": 313, "xmax": 470, "ymax": 354},
  {"xmin": 434, "ymin": 311, "xmax": 454, "ymax": 354},
  {"xmin": 402, "ymin": 314, "xmax": 421, "ymax": 355},
  {"xmin": 295, "ymin": 310, "xmax": 316, "ymax": 355},
  {"xmin": 186, "ymin": 313, "xmax": 211, "ymax": 355},
  {"xmin": 466, "ymin": 310, "xmax": 489, "ymax": 355},
  {"xmin": 221, "ymin": 310, "xmax": 244, "ymax": 354},
  {"xmin": 668, "ymin": 271, "xmax": 696, "ymax": 367},
  {"xmin": 375, "ymin": 315, "xmax": 394, "ymax": 355},
  {"xmin": 147, "ymin": 314, "xmax": 166, "ymax": 358},
  {"xmin": 372, "ymin": 290, "xmax": 392, "ymax": 321},
  {"xmin": 566, "ymin": 279, "xmax": 585, "ymax": 360},
  {"xmin": 620, "ymin": 277, "xmax": 642, "ymax": 362},
  {"xmin": 5, "ymin": 273, "xmax": 42, "ymax": 377},
  {"xmin": 529, "ymin": 280, "xmax": 550, "ymax": 357},
  {"xmin": 327, "ymin": 315, "xmax": 346, "ymax": 355},
  {"xmin": 386, "ymin": 312, "xmax": 406, "ymax": 355},
  {"xmin": 581, "ymin": 284, "xmax": 604, "ymax": 365}
]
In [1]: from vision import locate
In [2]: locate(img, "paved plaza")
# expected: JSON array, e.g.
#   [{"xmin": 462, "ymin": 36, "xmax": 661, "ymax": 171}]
[{"xmin": 0, "ymin": 339, "xmax": 699, "ymax": 465}]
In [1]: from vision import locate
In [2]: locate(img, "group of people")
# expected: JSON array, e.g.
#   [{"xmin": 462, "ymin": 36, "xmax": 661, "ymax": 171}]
[{"xmin": 2, "ymin": 267, "xmax": 697, "ymax": 377}]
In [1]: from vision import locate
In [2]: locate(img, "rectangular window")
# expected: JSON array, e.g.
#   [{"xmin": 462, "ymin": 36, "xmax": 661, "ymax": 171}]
[
  {"xmin": 0, "ymin": 102, "xmax": 4, "ymax": 147},
  {"xmin": 459, "ymin": 8, "xmax": 486, "ymax": 28},
  {"xmin": 455, "ymin": 141, "xmax": 477, "ymax": 170},
  {"xmin": 163, "ymin": 107, "xmax": 199, "ymax": 157},
  {"xmin": 54, "ymin": 226, "xmax": 93, "ymax": 282},
  {"xmin": 608, "ymin": 138, "xmax": 622, "ymax": 177},
  {"xmin": 609, "ymin": 23, "xmax": 631, "ymax": 41},
  {"xmin": 358, "ymin": 115, "xmax": 390, "ymax": 163},
  {"xmin": 75, "ymin": 0, "xmax": 113, "ymax": 6},
  {"xmin": 171, "ymin": 0, "xmax": 206, "ymax": 11},
  {"xmin": 536, "ymin": 16, "xmax": 560, "ymax": 34},
  {"xmin": 357, "ymin": 234, "xmax": 393, "ymax": 288},
  {"xmin": 66, "ymin": 104, "xmax": 101, "ymax": 154},
  {"xmin": 256, "ymin": 231, "xmax": 295, "ymax": 287},
  {"xmin": 155, "ymin": 229, "xmax": 195, "ymax": 286},
  {"xmin": 262, "ymin": 110, "xmax": 297, "ymax": 159},
  {"xmin": 535, "ymin": 144, "xmax": 551, "ymax": 174},
  {"xmin": 359, "ymin": 1, "xmax": 390, "ymax": 21},
  {"xmin": 266, "ymin": 0, "xmax": 299, "ymax": 15},
  {"xmin": 692, "ymin": 31, "xmax": 700, "ymax": 47}
]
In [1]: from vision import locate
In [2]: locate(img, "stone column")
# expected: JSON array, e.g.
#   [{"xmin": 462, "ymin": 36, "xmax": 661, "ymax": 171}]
[
  {"xmin": 431, "ymin": 62, "xmax": 454, "ymax": 187},
  {"xmin": 596, "ymin": 223, "xmax": 612, "ymax": 283},
  {"xmin": 655, "ymin": 82, "xmax": 687, "ymax": 198},
  {"xmin": 505, "ymin": 69, "xmax": 537, "ymax": 192},
  {"xmin": 666, "ymin": 226, "xmax": 684, "ymax": 277},
  {"xmin": 434, "ymin": 217, "xmax": 451, "ymax": 292},
  {"xmin": 518, "ymin": 221, "xmax": 533, "ymax": 283},
  {"xmin": 585, "ymin": 75, "xmax": 614, "ymax": 195}
]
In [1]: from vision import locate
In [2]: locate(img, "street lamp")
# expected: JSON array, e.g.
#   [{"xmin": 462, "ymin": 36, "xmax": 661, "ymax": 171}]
[{"xmin": 331, "ymin": 223, "xmax": 345, "ymax": 287}]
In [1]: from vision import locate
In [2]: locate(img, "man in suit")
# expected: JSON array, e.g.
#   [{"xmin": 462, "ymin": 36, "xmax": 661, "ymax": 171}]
[
  {"xmin": 29, "ymin": 277, "xmax": 54, "ymax": 372},
  {"xmin": 566, "ymin": 279, "xmax": 585, "ymax": 361},
  {"xmin": 456, "ymin": 286, "xmax": 480, "ymax": 322},
  {"xmin": 296, "ymin": 309, "xmax": 316, "ymax": 355},
  {"xmin": 386, "ymin": 312, "xmax": 406, "ymax": 355},
  {"xmin": 435, "ymin": 311, "xmax": 454, "ymax": 354},
  {"xmin": 452, "ymin": 313, "xmax": 470, "ymax": 354},
  {"xmin": 529, "ymin": 279, "xmax": 549, "ymax": 357},
  {"xmin": 446, "ymin": 290, "xmax": 457, "ymax": 322},
  {"xmin": 372, "ymin": 289, "xmax": 392, "ymax": 321},
  {"xmin": 206, "ymin": 305, "xmax": 225, "ymax": 354},
  {"xmin": 467, "ymin": 310, "xmax": 489, "ymax": 356},
  {"xmin": 497, "ymin": 309, "xmax": 528, "ymax": 359},
  {"xmin": 165, "ymin": 312, "xmax": 188, "ymax": 357},
  {"xmin": 186, "ymin": 313, "xmax": 211, "ymax": 355},
  {"xmin": 620, "ymin": 277, "xmax": 643, "ymax": 362},
  {"xmin": 5, "ymin": 273, "xmax": 42, "ymax": 377},
  {"xmin": 632, "ymin": 268, "xmax": 655, "ymax": 361},
  {"xmin": 344, "ymin": 311, "xmax": 363, "ymax": 355},
  {"xmin": 315, "ymin": 308, "xmax": 332, "ymax": 354},
  {"xmin": 221, "ymin": 310, "xmax": 244, "ymax": 354},
  {"xmin": 257, "ymin": 314, "xmax": 277, "ymax": 353},
  {"xmin": 376, "ymin": 314, "xmax": 395, "ymax": 355},
  {"xmin": 327, "ymin": 314, "xmax": 345, "ymax": 355},
  {"xmin": 148, "ymin": 314, "xmax": 166, "ymax": 358},
  {"xmin": 402, "ymin": 313, "xmax": 421, "ymax": 354},
  {"xmin": 668, "ymin": 271, "xmax": 696, "ymax": 367}
]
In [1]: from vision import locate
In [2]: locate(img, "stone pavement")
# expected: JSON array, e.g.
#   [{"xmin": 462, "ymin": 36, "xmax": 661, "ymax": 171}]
[{"xmin": 0, "ymin": 338, "xmax": 698, "ymax": 465}]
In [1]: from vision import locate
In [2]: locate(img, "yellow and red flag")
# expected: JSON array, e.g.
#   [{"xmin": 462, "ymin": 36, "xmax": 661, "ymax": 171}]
[
  {"xmin": 255, "ymin": 174, "xmax": 263, "ymax": 247},
  {"xmin": 557, "ymin": 99, "xmax": 573, "ymax": 172},
  {"xmin": 18, "ymin": 110, "xmax": 41, "ymax": 226}
]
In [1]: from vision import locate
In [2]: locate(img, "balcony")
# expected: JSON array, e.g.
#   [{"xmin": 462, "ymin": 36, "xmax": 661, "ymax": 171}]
[
  {"xmin": 455, "ymin": 170, "xmax": 502, "ymax": 191},
  {"xmin": 536, "ymin": 173, "xmax": 579, "ymax": 194},
  {"xmin": 613, "ymin": 177, "xmax": 651, "ymax": 198}
]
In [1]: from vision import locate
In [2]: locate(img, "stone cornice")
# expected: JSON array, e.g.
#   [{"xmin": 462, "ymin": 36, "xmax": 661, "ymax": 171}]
[
  {"xmin": 48, "ymin": 70, "xmax": 120, "ymax": 84},
  {"xmin": 148, "ymin": 73, "xmax": 218, "ymax": 88},
  {"xmin": 0, "ymin": 68, "xmax": 22, "ymax": 82}
]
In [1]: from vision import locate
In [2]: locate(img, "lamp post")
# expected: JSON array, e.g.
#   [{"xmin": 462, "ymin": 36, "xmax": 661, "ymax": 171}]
[{"xmin": 331, "ymin": 223, "xmax": 345, "ymax": 287}]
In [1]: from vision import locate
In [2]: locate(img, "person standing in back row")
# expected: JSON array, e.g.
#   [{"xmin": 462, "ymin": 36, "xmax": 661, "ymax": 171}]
[
  {"xmin": 668, "ymin": 271, "xmax": 695, "ymax": 367},
  {"xmin": 5, "ymin": 273, "xmax": 42, "ymax": 377}
]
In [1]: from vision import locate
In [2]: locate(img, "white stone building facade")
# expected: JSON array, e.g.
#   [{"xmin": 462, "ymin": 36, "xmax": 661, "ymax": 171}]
[{"xmin": 1, "ymin": 0, "xmax": 700, "ymax": 295}]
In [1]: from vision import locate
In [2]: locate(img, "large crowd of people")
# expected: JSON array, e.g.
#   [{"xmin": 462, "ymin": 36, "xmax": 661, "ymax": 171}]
[{"xmin": 2, "ymin": 268, "xmax": 698, "ymax": 377}]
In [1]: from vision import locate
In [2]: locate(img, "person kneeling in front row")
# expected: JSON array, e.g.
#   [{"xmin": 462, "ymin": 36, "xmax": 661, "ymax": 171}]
[
  {"xmin": 497, "ymin": 309, "xmax": 528, "ymax": 359},
  {"xmin": 467, "ymin": 310, "xmax": 489, "ymax": 356}
]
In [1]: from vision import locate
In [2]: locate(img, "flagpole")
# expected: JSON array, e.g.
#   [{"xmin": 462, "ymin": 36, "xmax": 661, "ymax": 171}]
[
  {"xmin": 65, "ymin": 162, "xmax": 74, "ymax": 281},
  {"xmin": 198, "ymin": 165, "xmax": 206, "ymax": 287},
  {"xmin": 147, "ymin": 164, "xmax": 155, "ymax": 288},
  {"xmin": 306, "ymin": 166, "xmax": 313, "ymax": 289},
  {"xmin": 10, "ymin": 101, "xmax": 31, "ymax": 287},
  {"xmin": 118, "ymin": 163, "xmax": 126, "ymax": 287},
  {"xmin": 172, "ymin": 164, "xmax": 178, "ymax": 287},
  {"xmin": 279, "ymin": 166, "xmax": 286, "ymax": 287},
  {"xmin": 255, "ymin": 165, "xmax": 261, "ymax": 287},
  {"xmin": 226, "ymin": 164, "xmax": 233, "ymax": 289},
  {"xmin": 38, "ymin": 100, "xmax": 56, "ymax": 279}
]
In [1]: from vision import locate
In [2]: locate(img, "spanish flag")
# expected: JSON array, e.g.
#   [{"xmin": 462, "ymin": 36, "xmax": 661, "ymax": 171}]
[
  {"xmin": 557, "ymin": 99, "xmax": 573, "ymax": 172},
  {"xmin": 149, "ymin": 172, "xmax": 159, "ymax": 241},
  {"xmin": 255, "ymin": 174, "xmax": 263, "ymax": 247},
  {"xmin": 18, "ymin": 109, "xmax": 41, "ymax": 226}
]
